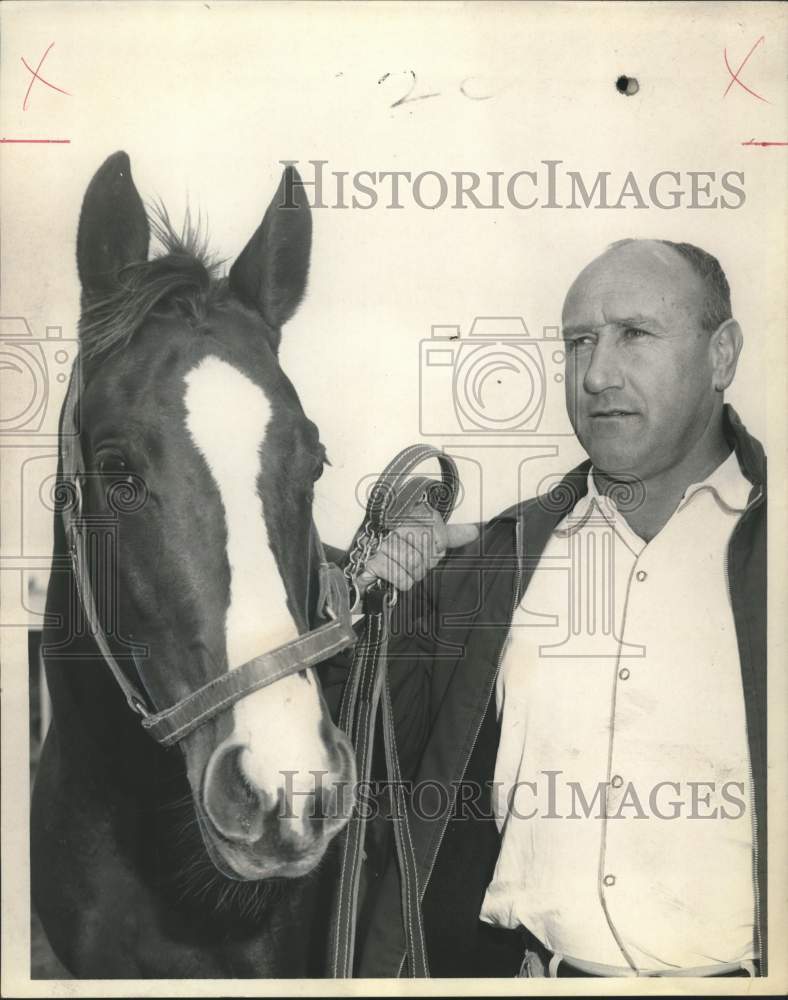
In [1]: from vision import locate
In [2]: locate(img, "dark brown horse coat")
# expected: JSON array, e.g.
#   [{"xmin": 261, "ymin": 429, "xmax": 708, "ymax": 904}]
[{"xmin": 32, "ymin": 151, "xmax": 351, "ymax": 978}]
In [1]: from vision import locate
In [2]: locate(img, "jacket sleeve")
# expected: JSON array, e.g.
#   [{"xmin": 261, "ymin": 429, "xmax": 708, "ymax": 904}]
[{"xmin": 387, "ymin": 527, "xmax": 484, "ymax": 782}]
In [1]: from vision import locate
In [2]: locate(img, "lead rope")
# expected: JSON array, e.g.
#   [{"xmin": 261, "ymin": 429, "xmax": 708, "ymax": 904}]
[{"xmin": 328, "ymin": 445, "xmax": 459, "ymax": 979}]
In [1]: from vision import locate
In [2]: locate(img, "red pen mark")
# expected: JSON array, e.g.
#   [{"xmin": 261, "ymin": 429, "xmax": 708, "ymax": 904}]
[
  {"xmin": 1, "ymin": 138, "xmax": 71, "ymax": 144},
  {"xmin": 741, "ymin": 139, "xmax": 788, "ymax": 147},
  {"xmin": 723, "ymin": 36, "xmax": 769, "ymax": 103},
  {"xmin": 21, "ymin": 42, "xmax": 71, "ymax": 111}
]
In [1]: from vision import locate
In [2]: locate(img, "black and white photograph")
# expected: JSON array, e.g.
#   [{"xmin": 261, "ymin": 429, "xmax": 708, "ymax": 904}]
[{"xmin": 1, "ymin": 2, "xmax": 786, "ymax": 994}]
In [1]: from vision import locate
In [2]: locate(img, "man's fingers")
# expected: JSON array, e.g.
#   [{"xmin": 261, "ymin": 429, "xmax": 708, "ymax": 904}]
[
  {"xmin": 384, "ymin": 532, "xmax": 426, "ymax": 579},
  {"xmin": 352, "ymin": 515, "xmax": 477, "ymax": 596},
  {"xmin": 446, "ymin": 522, "xmax": 479, "ymax": 548},
  {"xmin": 356, "ymin": 560, "xmax": 415, "ymax": 592},
  {"xmin": 357, "ymin": 534, "xmax": 422, "ymax": 592}
]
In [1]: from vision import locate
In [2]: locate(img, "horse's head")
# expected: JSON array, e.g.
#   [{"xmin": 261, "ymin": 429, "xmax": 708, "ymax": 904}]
[{"xmin": 74, "ymin": 152, "xmax": 355, "ymax": 880}]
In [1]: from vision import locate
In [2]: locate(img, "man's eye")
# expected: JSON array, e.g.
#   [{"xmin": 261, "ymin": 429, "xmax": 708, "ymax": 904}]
[
  {"xmin": 623, "ymin": 327, "xmax": 649, "ymax": 339},
  {"xmin": 565, "ymin": 337, "xmax": 593, "ymax": 352}
]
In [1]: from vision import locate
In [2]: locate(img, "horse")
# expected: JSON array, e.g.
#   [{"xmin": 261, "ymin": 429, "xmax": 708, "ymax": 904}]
[{"xmin": 31, "ymin": 151, "xmax": 357, "ymax": 978}]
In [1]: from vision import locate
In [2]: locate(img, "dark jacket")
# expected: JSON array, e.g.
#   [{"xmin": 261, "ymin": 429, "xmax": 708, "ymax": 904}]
[{"xmin": 347, "ymin": 405, "xmax": 767, "ymax": 977}]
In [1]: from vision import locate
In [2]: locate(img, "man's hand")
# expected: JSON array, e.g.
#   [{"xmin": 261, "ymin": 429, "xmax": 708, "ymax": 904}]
[{"xmin": 354, "ymin": 504, "xmax": 479, "ymax": 595}]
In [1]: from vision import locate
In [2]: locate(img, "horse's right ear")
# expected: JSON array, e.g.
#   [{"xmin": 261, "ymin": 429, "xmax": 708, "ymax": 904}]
[
  {"xmin": 228, "ymin": 166, "xmax": 312, "ymax": 351},
  {"xmin": 77, "ymin": 151, "xmax": 149, "ymax": 300}
]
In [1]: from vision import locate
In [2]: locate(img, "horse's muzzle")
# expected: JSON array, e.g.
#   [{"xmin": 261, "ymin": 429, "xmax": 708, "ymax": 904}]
[{"xmin": 198, "ymin": 726, "xmax": 356, "ymax": 879}]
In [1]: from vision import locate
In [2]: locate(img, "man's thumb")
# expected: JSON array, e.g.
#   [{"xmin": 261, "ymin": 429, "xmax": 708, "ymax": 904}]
[{"xmin": 446, "ymin": 522, "xmax": 480, "ymax": 549}]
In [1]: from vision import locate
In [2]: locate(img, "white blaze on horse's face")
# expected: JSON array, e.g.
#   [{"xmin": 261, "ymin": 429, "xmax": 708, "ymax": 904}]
[{"xmin": 183, "ymin": 355, "xmax": 327, "ymax": 822}]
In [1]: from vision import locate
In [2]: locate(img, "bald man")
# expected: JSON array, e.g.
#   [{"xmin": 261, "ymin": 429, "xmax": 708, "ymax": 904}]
[{"xmin": 352, "ymin": 239, "xmax": 766, "ymax": 979}]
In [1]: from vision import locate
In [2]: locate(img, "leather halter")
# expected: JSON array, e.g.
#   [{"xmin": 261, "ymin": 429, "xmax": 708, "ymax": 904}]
[
  {"xmin": 60, "ymin": 363, "xmax": 459, "ymax": 978},
  {"xmin": 58, "ymin": 366, "xmax": 356, "ymax": 747}
]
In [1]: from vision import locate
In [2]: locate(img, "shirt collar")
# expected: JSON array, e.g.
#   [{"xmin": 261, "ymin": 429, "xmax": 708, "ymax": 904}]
[
  {"xmin": 554, "ymin": 470, "xmax": 615, "ymax": 536},
  {"xmin": 557, "ymin": 448, "xmax": 751, "ymax": 536},
  {"xmin": 678, "ymin": 448, "xmax": 752, "ymax": 514}
]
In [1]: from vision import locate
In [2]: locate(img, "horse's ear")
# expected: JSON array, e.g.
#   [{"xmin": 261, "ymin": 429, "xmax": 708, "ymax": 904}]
[
  {"xmin": 229, "ymin": 166, "xmax": 312, "ymax": 351},
  {"xmin": 77, "ymin": 151, "xmax": 149, "ymax": 300}
]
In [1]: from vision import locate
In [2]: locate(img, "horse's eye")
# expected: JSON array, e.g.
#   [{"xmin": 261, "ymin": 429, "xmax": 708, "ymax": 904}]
[{"xmin": 97, "ymin": 452, "xmax": 130, "ymax": 477}]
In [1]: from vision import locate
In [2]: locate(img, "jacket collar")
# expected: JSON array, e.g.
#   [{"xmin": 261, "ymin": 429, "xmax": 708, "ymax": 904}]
[{"xmin": 722, "ymin": 403, "xmax": 766, "ymax": 491}]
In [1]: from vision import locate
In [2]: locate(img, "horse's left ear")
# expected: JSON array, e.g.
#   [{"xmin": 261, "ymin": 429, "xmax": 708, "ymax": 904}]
[
  {"xmin": 77, "ymin": 151, "xmax": 150, "ymax": 300},
  {"xmin": 229, "ymin": 166, "xmax": 312, "ymax": 351}
]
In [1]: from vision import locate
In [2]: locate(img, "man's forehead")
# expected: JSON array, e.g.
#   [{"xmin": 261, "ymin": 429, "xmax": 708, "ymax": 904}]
[{"xmin": 562, "ymin": 241, "xmax": 702, "ymax": 326}]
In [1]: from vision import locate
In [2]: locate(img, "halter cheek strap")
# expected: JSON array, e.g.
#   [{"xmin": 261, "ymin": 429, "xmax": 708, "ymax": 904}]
[
  {"xmin": 141, "ymin": 563, "xmax": 353, "ymax": 746},
  {"xmin": 60, "ymin": 363, "xmax": 457, "ymax": 979},
  {"xmin": 59, "ymin": 366, "xmax": 356, "ymax": 746}
]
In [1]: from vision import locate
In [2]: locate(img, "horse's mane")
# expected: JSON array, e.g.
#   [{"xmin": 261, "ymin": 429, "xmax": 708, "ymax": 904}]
[{"xmin": 80, "ymin": 204, "xmax": 227, "ymax": 362}]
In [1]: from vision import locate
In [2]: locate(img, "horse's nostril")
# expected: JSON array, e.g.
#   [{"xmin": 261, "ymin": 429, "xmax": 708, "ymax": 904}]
[
  {"xmin": 203, "ymin": 742, "xmax": 270, "ymax": 844},
  {"xmin": 312, "ymin": 734, "xmax": 357, "ymax": 829},
  {"xmin": 333, "ymin": 731, "xmax": 358, "ymax": 786},
  {"xmin": 202, "ymin": 730, "xmax": 357, "ymax": 858}
]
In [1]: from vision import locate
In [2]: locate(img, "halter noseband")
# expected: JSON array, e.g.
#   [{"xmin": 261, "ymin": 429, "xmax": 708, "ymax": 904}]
[{"xmin": 59, "ymin": 367, "xmax": 355, "ymax": 747}]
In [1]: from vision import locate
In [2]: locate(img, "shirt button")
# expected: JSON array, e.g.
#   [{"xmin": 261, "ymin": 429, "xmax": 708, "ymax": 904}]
[
  {"xmin": 611, "ymin": 774, "xmax": 624, "ymax": 788},
  {"xmin": 618, "ymin": 667, "xmax": 630, "ymax": 680},
  {"xmin": 636, "ymin": 570, "xmax": 647, "ymax": 582},
  {"xmin": 603, "ymin": 874, "xmax": 616, "ymax": 887}
]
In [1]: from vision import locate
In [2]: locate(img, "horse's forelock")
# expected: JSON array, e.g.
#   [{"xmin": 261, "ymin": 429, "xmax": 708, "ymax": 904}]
[{"xmin": 78, "ymin": 204, "xmax": 226, "ymax": 363}]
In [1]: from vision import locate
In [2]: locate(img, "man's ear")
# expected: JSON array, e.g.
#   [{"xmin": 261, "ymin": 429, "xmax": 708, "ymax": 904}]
[
  {"xmin": 710, "ymin": 319, "xmax": 743, "ymax": 391},
  {"xmin": 77, "ymin": 151, "xmax": 150, "ymax": 300}
]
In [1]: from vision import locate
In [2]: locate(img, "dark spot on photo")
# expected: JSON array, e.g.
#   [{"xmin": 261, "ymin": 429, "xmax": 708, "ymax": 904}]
[{"xmin": 616, "ymin": 75, "xmax": 639, "ymax": 96}]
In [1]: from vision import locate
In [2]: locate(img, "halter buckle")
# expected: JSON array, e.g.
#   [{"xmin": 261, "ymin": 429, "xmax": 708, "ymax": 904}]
[{"xmin": 128, "ymin": 694, "xmax": 151, "ymax": 719}]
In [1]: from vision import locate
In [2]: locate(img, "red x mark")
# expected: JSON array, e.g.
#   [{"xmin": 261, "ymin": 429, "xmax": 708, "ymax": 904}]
[
  {"xmin": 21, "ymin": 42, "xmax": 71, "ymax": 111},
  {"xmin": 723, "ymin": 36, "xmax": 770, "ymax": 103}
]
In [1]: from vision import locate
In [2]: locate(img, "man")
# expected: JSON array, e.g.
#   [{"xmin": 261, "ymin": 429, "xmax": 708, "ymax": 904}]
[{"xmin": 344, "ymin": 239, "xmax": 766, "ymax": 978}]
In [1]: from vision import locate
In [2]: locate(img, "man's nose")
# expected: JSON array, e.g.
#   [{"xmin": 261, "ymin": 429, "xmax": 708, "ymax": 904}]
[{"xmin": 582, "ymin": 338, "xmax": 625, "ymax": 395}]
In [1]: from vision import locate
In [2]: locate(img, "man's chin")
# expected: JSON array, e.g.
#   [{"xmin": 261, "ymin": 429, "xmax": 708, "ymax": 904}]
[{"xmin": 583, "ymin": 442, "xmax": 647, "ymax": 482}]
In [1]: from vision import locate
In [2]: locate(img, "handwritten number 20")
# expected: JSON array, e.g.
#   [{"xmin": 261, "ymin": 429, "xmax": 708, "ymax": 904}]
[{"xmin": 381, "ymin": 71, "xmax": 496, "ymax": 108}]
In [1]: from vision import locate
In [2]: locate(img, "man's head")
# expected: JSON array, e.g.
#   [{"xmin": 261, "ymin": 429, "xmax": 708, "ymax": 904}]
[{"xmin": 561, "ymin": 239, "xmax": 743, "ymax": 482}]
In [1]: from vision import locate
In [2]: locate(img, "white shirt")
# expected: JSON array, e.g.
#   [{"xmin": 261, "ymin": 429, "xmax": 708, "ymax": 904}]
[{"xmin": 479, "ymin": 451, "xmax": 756, "ymax": 973}]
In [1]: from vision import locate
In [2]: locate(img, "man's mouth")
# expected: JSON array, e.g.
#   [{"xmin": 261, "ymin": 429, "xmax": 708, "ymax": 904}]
[{"xmin": 589, "ymin": 409, "xmax": 638, "ymax": 418}]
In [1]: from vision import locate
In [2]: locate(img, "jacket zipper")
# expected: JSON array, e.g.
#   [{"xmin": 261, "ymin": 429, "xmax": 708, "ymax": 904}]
[
  {"xmin": 725, "ymin": 484, "xmax": 764, "ymax": 969},
  {"xmin": 399, "ymin": 519, "xmax": 524, "ymax": 977}
]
